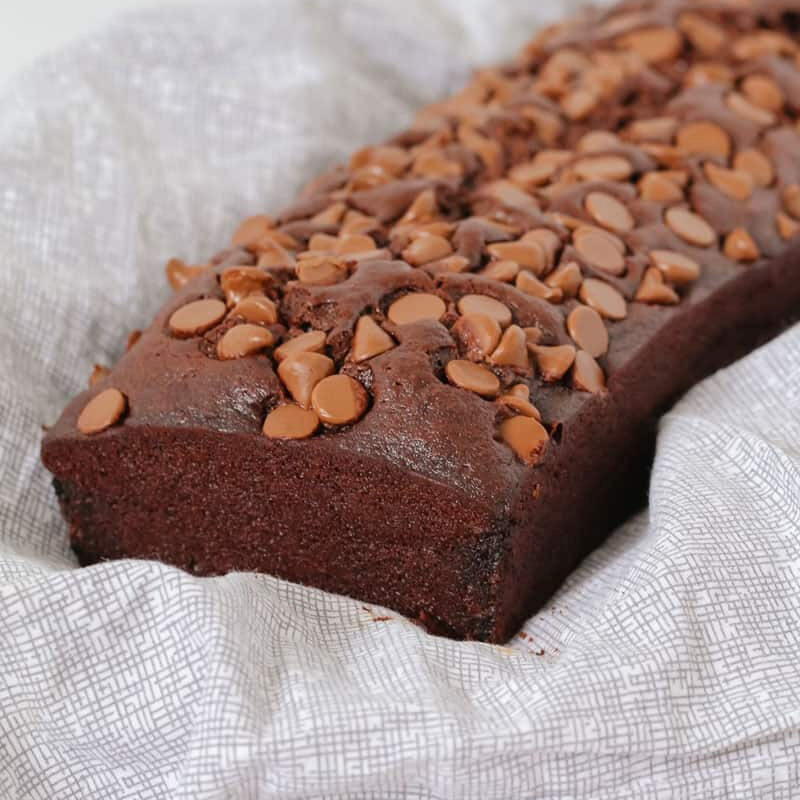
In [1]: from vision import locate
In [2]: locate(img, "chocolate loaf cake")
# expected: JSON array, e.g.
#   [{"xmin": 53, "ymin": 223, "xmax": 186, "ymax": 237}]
[{"xmin": 42, "ymin": 0, "xmax": 800, "ymax": 641}]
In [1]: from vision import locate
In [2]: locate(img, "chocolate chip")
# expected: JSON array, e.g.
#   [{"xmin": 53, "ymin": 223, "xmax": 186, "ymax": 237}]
[
  {"xmin": 77, "ymin": 388, "xmax": 127, "ymax": 435},
  {"xmin": 579, "ymin": 278, "xmax": 627, "ymax": 320},
  {"xmin": 88, "ymin": 364, "xmax": 110, "ymax": 387},
  {"xmin": 457, "ymin": 295, "xmax": 512, "ymax": 328},
  {"xmin": 649, "ymin": 250, "xmax": 700, "ymax": 284},
  {"xmin": 445, "ymin": 359, "xmax": 500, "ymax": 397},
  {"xmin": 274, "ymin": 330, "xmax": 327, "ymax": 363},
  {"xmin": 635, "ymin": 268, "xmax": 679, "ymax": 304},
  {"xmin": 573, "ymin": 227, "xmax": 626, "ymax": 275},
  {"xmin": 573, "ymin": 155, "xmax": 633, "ymax": 182},
  {"xmin": 278, "ymin": 352, "xmax": 335, "ymax": 408},
  {"xmin": 349, "ymin": 316, "xmax": 395, "ymax": 362},
  {"xmin": 296, "ymin": 257, "xmax": 348, "ymax": 286},
  {"xmin": 168, "ymin": 298, "xmax": 227, "ymax": 338},
  {"xmin": 566, "ymin": 305, "xmax": 608, "ymax": 357},
  {"xmin": 402, "ymin": 233, "xmax": 453, "ymax": 266},
  {"xmin": 487, "ymin": 241, "xmax": 548, "ymax": 275},
  {"xmin": 532, "ymin": 344, "xmax": 576, "ymax": 382},
  {"xmin": 262, "ymin": 404, "xmax": 320, "ymax": 439},
  {"xmin": 733, "ymin": 149, "xmax": 773, "ymax": 187},
  {"xmin": 497, "ymin": 394, "xmax": 541, "ymax": 420},
  {"xmin": 615, "ymin": 26, "xmax": 682, "ymax": 63},
  {"xmin": 723, "ymin": 228, "xmax": 760, "ymax": 261},
  {"xmin": 726, "ymin": 91, "xmax": 776, "ymax": 126},
  {"xmin": 516, "ymin": 271, "xmax": 563, "ymax": 303},
  {"xmin": 584, "ymin": 192, "xmax": 634, "ymax": 233},
  {"xmin": 571, "ymin": 350, "xmax": 606, "ymax": 393},
  {"xmin": 489, "ymin": 325, "xmax": 529, "ymax": 369},
  {"xmin": 217, "ymin": 324, "xmax": 274, "ymax": 360},
  {"xmin": 451, "ymin": 313, "xmax": 501, "ymax": 358},
  {"xmin": 781, "ymin": 184, "xmax": 800, "ymax": 219},
  {"xmin": 230, "ymin": 294, "xmax": 278, "ymax": 325},
  {"xmin": 311, "ymin": 374, "xmax": 368, "ymax": 425},
  {"xmin": 231, "ymin": 214, "xmax": 274, "ymax": 248},
  {"xmin": 545, "ymin": 261, "xmax": 582, "ymax": 297},
  {"xmin": 165, "ymin": 258, "xmax": 206, "ymax": 291},
  {"xmin": 703, "ymin": 162, "xmax": 754, "ymax": 200},
  {"xmin": 741, "ymin": 74, "xmax": 784, "ymax": 112},
  {"xmin": 480, "ymin": 260, "xmax": 519, "ymax": 282},
  {"xmin": 387, "ymin": 293, "xmax": 447, "ymax": 325},
  {"xmin": 220, "ymin": 267, "xmax": 273, "ymax": 307},
  {"xmin": 678, "ymin": 12, "xmax": 725, "ymax": 55},
  {"xmin": 665, "ymin": 207, "xmax": 716, "ymax": 247},
  {"xmin": 777, "ymin": 211, "xmax": 800, "ymax": 240},
  {"xmin": 499, "ymin": 415, "xmax": 549, "ymax": 464},
  {"xmin": 625, "ymin": 117, "xmax": 678, "ymax": 143},
  {"xmin": 676, "ymin": 121, "xmax": 731, "ymax": 160},
  {"xmin": 638, "ymin": 172, "xmax": 685, "ymax": 204}
]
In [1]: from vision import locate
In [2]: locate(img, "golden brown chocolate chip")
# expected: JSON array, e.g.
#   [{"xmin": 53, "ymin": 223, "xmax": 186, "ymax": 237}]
[
  {"xmin": 278, "ymin": 352, "xmax": 335, "ymax": 408},
  {"xmin": 522, "ymin": 327, "xmax": 542, "ymax": 349},
  {"xmin": 168, "ymin": 298, "xmax": 227, "ymax": 338},
  {"xmin": 649, "ymin": 250, "xmax": 700, "ymax": 284},
  {"xmin": 399, "ymin": 189, "xmax": 438, "ymax": 225},
  {"xmin": 487, "ymin": 241, "xmax": 548, "ymax": 275},
  {"xmin": 678, "ymin": 12, "xmax": 725, "ymax": 55},
  {"xmin": 615, "ymin": 27, "xmax": 682, "ymax": 63},
  {"xmin": 217, "ymin": 324, "xmax": 274, "ymax": 360},
  {"xmin": 723, "ymin": 228, "xmax": 760, "ymax": 262},
  {"xmin": 638, "ymin": 172, "xmax": 685, "ymax": 204},
  {"xmin": 165, "ymin": 258, "xmax": 206, "ymax": 291},
  {"xmin": 349, "ymin": 316, "xmax": 395, "ymax": 362},
  {"xmin": 703, "ymin": 162, "xmax": 754, "ymax": 200},
  {"xmin": 576, "ymin": 131, "xmax": 621, "ymax": 153},
  {"xmin": 480, "ymin": 259, "xmax": 519, "ymax": 282},
  {"xmin": 230, "ymin": 294, "xmax": 278, "ymax": 325},
  {"xmin": 231, "ymin": 215, "xmax": 274, "ymax": 248},
  {"xmin": 626, "ymin": 117, "xmax": 679, "ymax": 143},
  {"xmin": 584, "ymin": 192, "xmax": 634, "ymax": 233},
  {"xmin": 402, "ymin": 233, "xmax": 453, "ymax": 266},
  {"xmin": 684, "ymin": 62, "xmax": 733, "ymax": 89},
  {"xmin": 308, "ymin": 232, "xmax": 339, "ymax": 252},
  {"xmin": 77, "ymin": 388, "xmax": 127, "ymax": 435},
  {"xmin": 733, "ymin": 31, "xmax": 796, "ymax": 61},
  {"xmin": 665, "ymin": 207, "xmax": 716, "ymax": 247},
  {"xmin": 341, "ymin": 210, "xmax": 380, "ymax": 236},
  {"xmin": 452, "ymin": 313, "xmax": 502, "ymax": 358},
  {"xmin": 350, "ymin": 145, "xmax": 410, "ymax": 175},
  {"xmin": 675, "ymin": 121, "xmax": 731, "ymax": 160},
  {"xmin": 387, "ymin": 293, "xmax": 447, "ymax": 326},
  {"xmin": 782, "ymin": 185, "xmax": 800, "ymax": 219},
  {"xmin": 566, "ymin": 305, "xmax": 608, "ymax": 358},
  {"xmin": 726, "ymin": 92, "xmax": 776, "ymax": 126},
  {"xmin": 579, "ymin": 278, "xmax": 627, "ymax": 320},
  {"xmin": 88, "ymin": 364, "xmax": 110, "ymax": 387},
  {"xmin": 508, "ymin": 159, "xmax": 557, "ymax": 188},
  {"xmin": 741, "ymin": 74, "xmax": 785, "ymax": 113},
  {"xmin": 573, "ymin": 155, "xmax": 633, "ymax": 182},
  {"xmin": 500, "ymin": 415, "xmax": 549, "ymax": 464},
  {"xmin": 274, "ymin": 330, "xmax": 327, "ymax": 362},
  {"xmin": 498, "ymin": 394, "xmax": 541, "ymax": 420},
  {"xmin": 262, "ymin": 404, "xmax": 320, "ymax": 439},
  {"xmin": 311, "ymin": 374, "xmax": 368, "ymax": 425},
  {"xmin": 635, "ymin": 268, "xmax": 679, "ymax": 305},
  {"xmin": 545, "ymin": 261, "xmax": 582, "ymax": 297},
  {"xmin": 220, "ymin": 267, "xmax": 273, "ymax": 306},
  {"xmin": 445, "ymin": 359, "xmax": 500, "ymax": 397},
  {"xmin": 777, "ymin": 211, "xmax": 800, "ymax": 240},
  {"xmin": 561, "ymin": 87, "xmax": 598, "ymax": 121},
  {"xmin": 640, "ymin": 144, "xmax": 685, "ymax": 169},
  {"xmin": 457, "ymin": 295, "xmax": 512, "ymax": 328},
  {"xmin": 572, "ymin": 350, "xmax": 606, "ymax": 393},
  {"xmin": 458, "ymin": 123, "xmax": 503, "ymax": 175},
  {"xmin": 310, "ymin": 202, "xmax": 347, "ymax": 226},
  {"xmin": 336, "ymin": 233, "xmax": 377, "ymax": 255},
  {"xmin": 426, "ymin": 255, "xmax": 470, "ymax": 274},
  {"xmin": 573, "ymin": 227, "xmax": 626, "ymax": 275},
  {"xmin": 296, "ymin": 257, "xmax": 348, "ymax": 286},
  {"xmin": 733, "ymin": 149, "xmax": 773, "ymax": 187},
  {"xmin": 532, "ymin": 344, "xmax": 576, "ymax": 382},
  {"xmin": 521, "ymin": 229, "xmax": 561, "ymax": 267},
  {"xmin": 516, "ymin": 271, "xmax": 563, "ymax": 303},
  {"xmin": 507, "ymin": 383, "xmax": 529, "ymax": 400},
  {"xmin": 256, "ymin": 239, "xmax": 295, "ymax": 268},
  {"xmin": 489, "ymin": 325, "xmax": 529, "ymax": 370}
]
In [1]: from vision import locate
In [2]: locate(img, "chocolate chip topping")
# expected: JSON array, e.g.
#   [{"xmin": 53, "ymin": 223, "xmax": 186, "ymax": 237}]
[
  {"xmin": 77, "ymin": 388, "xmax": 127, "ymax": 435},
  {"xmin": 129, "ymin": 0, "xmax": 800, "ymax": 461}
]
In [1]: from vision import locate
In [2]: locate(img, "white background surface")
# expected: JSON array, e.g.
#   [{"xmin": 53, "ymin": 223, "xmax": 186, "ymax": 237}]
[{"xmin": 0, "ymin": 0, "xmax": 198, "ymax": 83}]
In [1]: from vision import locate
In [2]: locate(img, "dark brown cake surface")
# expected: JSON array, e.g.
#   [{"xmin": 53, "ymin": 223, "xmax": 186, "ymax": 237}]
[{"xmin": 43, "ymin": 0, "xmax": 800, "ymax": 641}]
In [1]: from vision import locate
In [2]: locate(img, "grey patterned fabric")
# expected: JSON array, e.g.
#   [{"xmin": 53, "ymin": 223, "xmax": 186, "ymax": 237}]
[{"xmin": 1, "ymin": 2, "xmax": 799, "ymax": 797}]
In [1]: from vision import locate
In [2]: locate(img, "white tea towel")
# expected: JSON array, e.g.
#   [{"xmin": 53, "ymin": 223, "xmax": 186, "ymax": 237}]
[{"xmin": 1, "ymin": 2, "xmax": 799, "ymax": 798}]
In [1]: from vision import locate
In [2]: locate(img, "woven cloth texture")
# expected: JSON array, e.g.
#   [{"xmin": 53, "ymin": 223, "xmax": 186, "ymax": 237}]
[{"xmin": 1, "ymin": 1, "xmax": 799, "ymax": 797}]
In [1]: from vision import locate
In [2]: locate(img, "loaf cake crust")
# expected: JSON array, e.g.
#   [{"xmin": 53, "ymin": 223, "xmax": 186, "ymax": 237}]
[{"xmin": 43, "ymin": 0, "xmax": 800, "ymax": 641}]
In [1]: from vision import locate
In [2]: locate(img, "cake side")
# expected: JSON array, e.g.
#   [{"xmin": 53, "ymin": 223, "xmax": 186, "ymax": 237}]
[{"xmin": 42, "ymin": 0, "xmax": 800, "ymax": 640}]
